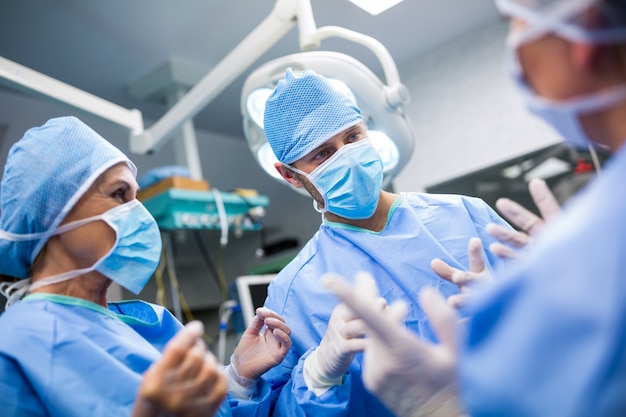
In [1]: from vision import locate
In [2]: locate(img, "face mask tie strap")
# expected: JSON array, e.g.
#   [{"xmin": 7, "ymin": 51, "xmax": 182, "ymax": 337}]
[{"xmin": 0, "ymin": 279, "xmax": 31, "ymax": 309}]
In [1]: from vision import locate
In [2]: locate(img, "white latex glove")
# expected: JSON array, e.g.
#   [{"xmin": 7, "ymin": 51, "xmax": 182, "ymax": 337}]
[
  {"xmin": 133, "ymin": 321, "xmax": 228, "ymax": 417},
  {"xmin": 431, "ymin": 238, "xmax": 493, "ymax": 309},
  {"xmin": 228, "ymin": 307, "xmax": 292, "ymax": 399},
  {"xmin": 487, "ymin": 178, "xmax": 561, "ymax": 259},
  {"xmin": 304, "ymin": 292, "xmax": 383, "ymax": 392},
  {"xmin": 324, "ymin": 272, "xmax": 464, "ymax": 417}
]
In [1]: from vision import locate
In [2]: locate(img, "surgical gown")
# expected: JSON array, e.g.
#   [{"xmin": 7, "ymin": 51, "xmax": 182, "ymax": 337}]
[
  {"xmin": 0, "ymin": 294, "xmax": 274, "ymax": 417},
  {"xmin": 263, "ymin": 192, "xmax": 512, "ymax": 417},
  {"xmin": 460, "ymin": 144, "xmax": 626, "ymax": 417}
]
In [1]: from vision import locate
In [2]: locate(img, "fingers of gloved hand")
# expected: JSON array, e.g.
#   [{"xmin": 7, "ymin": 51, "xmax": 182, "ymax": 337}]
[
  {"xmin": 255, "ymin": 307, "xmax": 286, "ymax": 323},
  {"xmin": 485, "ymin": 223, "xmax": 531, "ymax": 249},
  {"xmin": 419, "ymin": 288, "xmax": 458, "ymax": 351},
  {"xmin": 330, "ymin": 301, "xmax": 360, "ymax": 323},
  {"xmin": 324, "ymin": 271, "xmax": 382, "ymax": 306},
  {"xmin": 431, "ymin": 259, "xmax": 476, "ymax": 287},
  {"xmin": 430, "ymin": 258, "xmax": 458, "ymax": 283},
  {"xmin": 528, "ymin": 178, "xmax": 560, "ymax": 222},
  {"xmin": 385, "ymin": 300, "xmax": 409, "ymax": 326},
  {"xmin": 154, "ymin": 321, "xmax": 205, "ymax": 372},
  {"xmin": 172, "ymin": 339, "xmax": 207, "ymax": 382},
  {"xmin": 495, "ymin": 197, "xmax": 544, "ymax": 236},
  {"xmin": 183, "ymin": 379, "xmax": 229, "ymax": 417},
  {"xmin": 358, "ymin": 299, "xmax": 409, "ymax": 348},
  {"xmin": 447, "ymin": 293, "xmax": 468, "ymax": 310},
  {"xmin": 263, "ymin": 316, "xmax": 291, "ymax": 336},
  {"xmin": 354, "ymin": 271, "xmax": 382, "ymax": 300},
  {"xmin": 342, "ymin": 337, "xmax": 368, "ymax": 354},
  {"xmin": 140, "ymin": 349, "xmax": 225, "ymax": 414},
  {"xmin": 324, "ymin": 273, "xmax": 410, "ymax": 344},
  {"xmin": 488, "ymin": 241, "xmax": 522, "ymax": 259},
  {"xmin": 169, "ymin": 363, "xmax": 228, "ymax": 417},
  {"xmin": 268, "ymin": 327, "xmax": 292, "ymax": 350},
  {"xmin": 467, "ymin": 238, "xmax": 486, "ymax": 273},
  {"xmin": 340, "ymin": 317, "xmax": 369, "ymax": 341},
  {"xmin": 244, "ymin": 314, "xmax": 267, "ymax": 336}
]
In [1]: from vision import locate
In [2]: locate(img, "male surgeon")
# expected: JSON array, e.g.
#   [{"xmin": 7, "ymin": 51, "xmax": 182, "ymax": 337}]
[{"xmin": 260, "ymin": 68, "xmax": 513, "ymax": 417}]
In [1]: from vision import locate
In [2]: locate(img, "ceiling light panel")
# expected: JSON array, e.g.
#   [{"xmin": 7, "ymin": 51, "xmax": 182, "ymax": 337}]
[{"xmin": 348, "ymin": 0, "xmax": 405, "ymax": 15}]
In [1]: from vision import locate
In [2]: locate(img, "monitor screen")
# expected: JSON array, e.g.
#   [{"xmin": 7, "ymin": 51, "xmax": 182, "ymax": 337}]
[{"xmin": 235, "ymin": 274, "xmax": 276, "ymax": 327}]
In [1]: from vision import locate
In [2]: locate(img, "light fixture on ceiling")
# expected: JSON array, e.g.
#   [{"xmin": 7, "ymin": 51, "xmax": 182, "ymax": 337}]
[
  {"xmin": 348, "ymin": 0, "xmax": 405, "ymax": 16},
  {"xmin": 241, "ymin": 51, "xmax": 414, "ymax": 193}
]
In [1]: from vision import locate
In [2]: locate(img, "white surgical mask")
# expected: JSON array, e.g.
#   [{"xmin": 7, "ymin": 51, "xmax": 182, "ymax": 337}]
[{"xmin": 0, "ymin": 200, "xmax": 161, "ymax": 305}]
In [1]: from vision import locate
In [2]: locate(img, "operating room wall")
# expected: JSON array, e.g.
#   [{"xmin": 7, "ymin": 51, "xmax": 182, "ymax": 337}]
[{"xmin": 394, "ymin": 18, "xmax": 561, "ymax": 193}]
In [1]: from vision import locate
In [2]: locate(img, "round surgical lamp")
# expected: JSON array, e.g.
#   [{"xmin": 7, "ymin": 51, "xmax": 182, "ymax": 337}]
[{"xmin": 241, "ymin": 51, "xmax": 415, "ymax": 193}]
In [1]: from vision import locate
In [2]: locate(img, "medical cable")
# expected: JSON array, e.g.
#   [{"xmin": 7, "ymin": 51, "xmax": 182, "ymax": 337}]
[
  {"xmin": 217, "ymin": 300, "xmax": 240, "ymax": 365},
  {"xmin": 161, "ymin": 234, "xmax": 205, "ymax": 339},
  {"xmin": 212, "ymin": 188, "xmax": 229, "ymax": 247},
  {"xmin": 588, "ymin": 143, "xmax": 603, "ymax": 174}
]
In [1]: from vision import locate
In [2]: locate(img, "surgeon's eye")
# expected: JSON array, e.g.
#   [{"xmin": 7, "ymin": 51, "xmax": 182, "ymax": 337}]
[
  {"xmin": 314, "ymin": 149, "xmax": 331, "ymax": 160},
  {"xmin": 111, "ymin": 185, "xmax": 132, "ymax": 203},
  {"xmin": 346, "ymin": 126, "xmax": 365, "ymax": 143},
  {"xmin": 347, "ymin": 133, "xmax": 359, "ymax": 142}
]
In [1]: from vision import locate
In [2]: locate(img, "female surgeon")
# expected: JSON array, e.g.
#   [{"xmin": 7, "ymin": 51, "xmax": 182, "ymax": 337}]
[
  {"xmin": 0, "ymin": 116, "xmax": 292, "ymax": 417},
  {"xmin": 324, "ymin": 0, "xmax": 626, "ymax": 416}
]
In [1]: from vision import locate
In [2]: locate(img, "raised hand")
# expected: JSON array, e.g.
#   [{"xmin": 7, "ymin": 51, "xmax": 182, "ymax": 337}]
[
  {"xmin": 304, "ymin": 295, "xmax": 385, "ymax": 392},
  {"xmin": 324, "ymin": 272, "xmax": 464, "ymax": 417},
  {"xmin": 431, "ymin": 238, "xmax": 493, "ymax": 309},
  {"xmin": 133, "ymin": 321, "xmax": 228, "ymax": 417},
  {"xmin": 230, "ymin": 307, "xmax": 292, "ymax": 380},
  {"xmin": 227, "ymin": 307, "xmax": 292, "ymax": 399},
  {"xmin": 487, "ymin": 178, "xmax": 561, "ymax": 259}
]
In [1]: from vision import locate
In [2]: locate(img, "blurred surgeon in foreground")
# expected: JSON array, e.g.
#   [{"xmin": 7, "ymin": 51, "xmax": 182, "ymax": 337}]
[
  {"xmin": 326, "ymin": 0, "xmax": 626, "ymax": 416},
  {"xmin": 0, "ymin": 116, "xmax": 291, "ymax": 417},
  {"xmin": 259, "ymin": 68, "xmax": 513, "ymax": 417}
]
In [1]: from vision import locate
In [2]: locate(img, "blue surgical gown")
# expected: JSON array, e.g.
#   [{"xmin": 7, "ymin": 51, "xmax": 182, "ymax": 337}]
[
  {"xmin": 460, "ymin": 144, "xmax": 626, "ymax": 417},
  {"xmin": 0, "ymin": 293, "xmax": 274, "ymax": 417},
  {"xmin": 263, "ymin": 192, "xmax": 512, "ymax": 417}
]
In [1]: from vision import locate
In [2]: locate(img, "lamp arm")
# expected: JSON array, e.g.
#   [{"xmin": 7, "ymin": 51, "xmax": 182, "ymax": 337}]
[
  {"xmin": 306, "ymin": 26, "xmax": 409, "ymax": 108},
  {"xmin": 0, "ymin": 56, "xmax": 144, "ymax": 135},
  {"xmin": 129, "ymin": 0, "xmax": 298, "ymax": 154},
  {"xmin": 307, "ymin": 26, "xmax": 400, "ymax": 86}
]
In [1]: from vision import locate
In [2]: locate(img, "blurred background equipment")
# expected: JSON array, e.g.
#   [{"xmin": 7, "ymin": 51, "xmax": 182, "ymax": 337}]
[{"xmin": 427, "ymin": 143, "xmax": 608, "ymax": 220}]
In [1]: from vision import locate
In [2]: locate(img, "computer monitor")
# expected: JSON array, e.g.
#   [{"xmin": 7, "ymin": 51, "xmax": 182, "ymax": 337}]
[{"xmin": 235, "ymin": 274, "xmax": 276, "ymax": 327}]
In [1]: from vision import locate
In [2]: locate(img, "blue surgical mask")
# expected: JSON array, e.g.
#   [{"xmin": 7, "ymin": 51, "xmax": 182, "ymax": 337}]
[
  {"xmin": 506, "ymin": 28, "xmax": 626, "ymax": 149},
  {"xmin": 3, "ymin": 200, "xmax": 161, "ymax": 299},
  {"xmin": 288, "ymin": 139, "xmax": 384, "ymax": 220}
]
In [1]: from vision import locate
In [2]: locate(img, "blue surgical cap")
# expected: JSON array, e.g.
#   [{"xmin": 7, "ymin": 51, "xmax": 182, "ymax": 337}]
[
  {"xmin": 0, "ymin": 116, "xmax": 136, "ymax": 279},
  {"xmin": 264, "ymin": 68, "xmax": 362, "ymax": 164}
]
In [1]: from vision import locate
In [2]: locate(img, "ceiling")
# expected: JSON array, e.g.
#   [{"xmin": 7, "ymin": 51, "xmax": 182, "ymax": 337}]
[{"xmin": 0, "ymin": 0, "xmax": 499, "ymax": 142}]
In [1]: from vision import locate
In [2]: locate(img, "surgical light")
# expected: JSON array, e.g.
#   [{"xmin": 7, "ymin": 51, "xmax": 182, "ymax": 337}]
[{"xmin": 241, "ymin": 51, "xmax": 414, "ymax": 192}]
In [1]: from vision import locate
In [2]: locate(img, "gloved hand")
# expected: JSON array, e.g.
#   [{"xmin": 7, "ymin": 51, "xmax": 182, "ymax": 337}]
[
  {"xmin": 324, "ymin": 272, "xmax": 464, "ymax": 417},
  {"xmin": 133, "ymin": 321, "xmax": 228, "ymax": 417},
  {"xmin": 304, "ymin": 295, "xmax": 383, "ymax": 392},
  {"xmin": 431, "ymin": 237, "xmax": 493, "ymax": 309},
  {"xmin": 487, "ymin": 178, "xmax": 561, "ymax": 259},
  {"xmin": 228, "ymin": 307, "xmax": 292, "ymax": 399}
]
